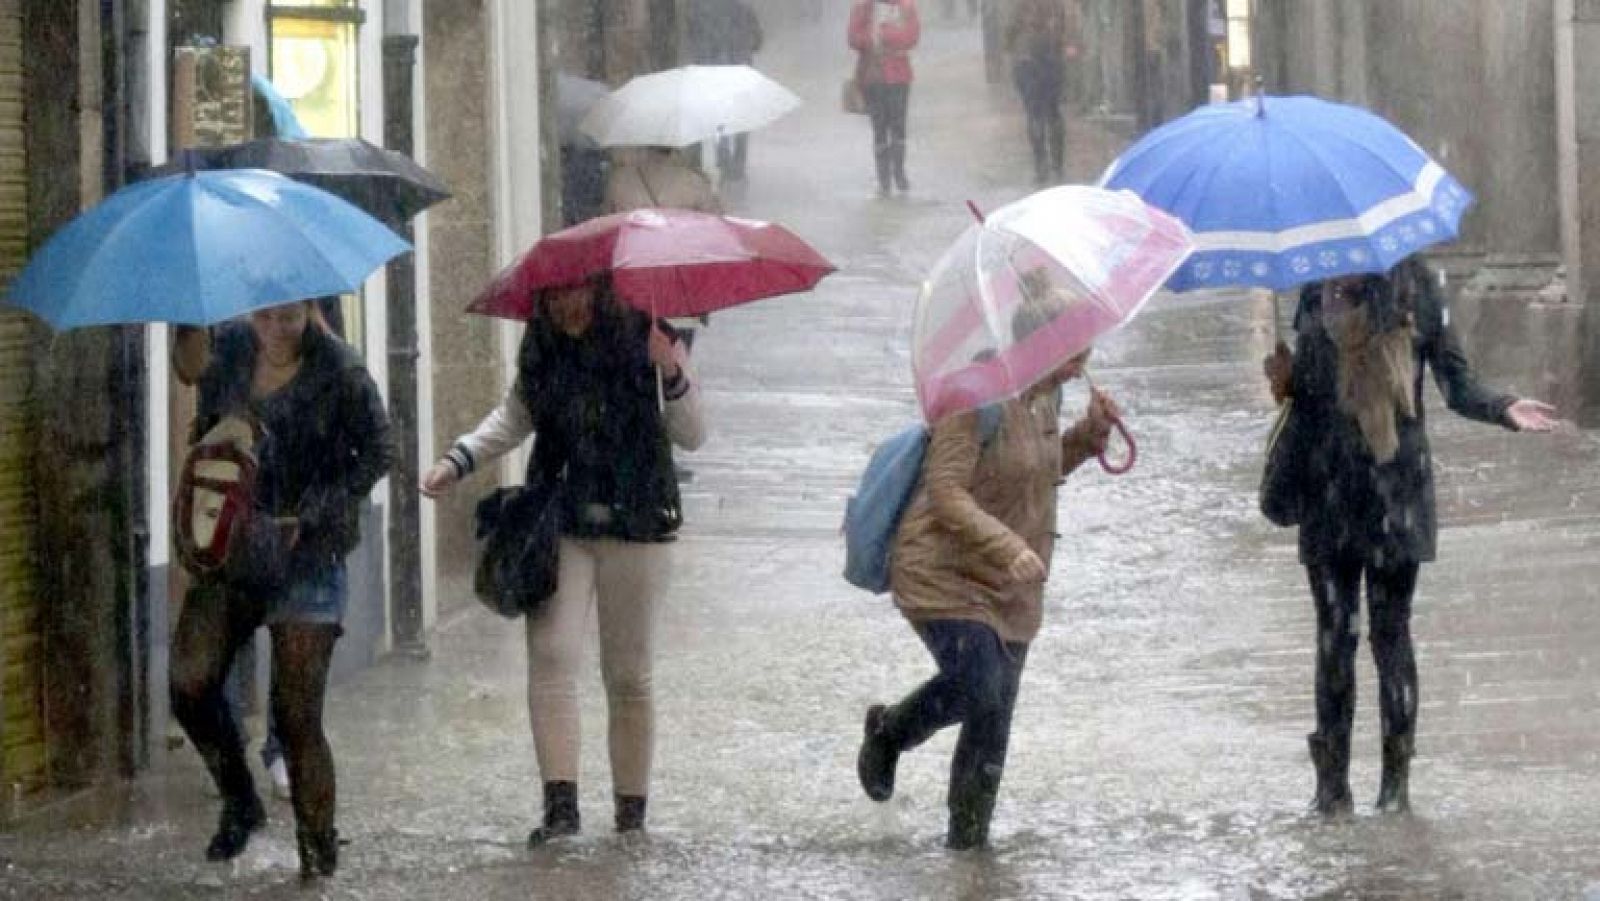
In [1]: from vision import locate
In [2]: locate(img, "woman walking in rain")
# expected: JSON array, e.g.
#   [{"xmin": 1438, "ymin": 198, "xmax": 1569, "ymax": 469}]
[
  {"xmin": 170, "ymin": 301, "xmax": 393, "ymax": 881},
  {"xmin": 422, "ymin": 277, "xmax": 705, "ymax": 844},
  {"xmin": 849, "ymin": 0, "xmax": 921, "ymax": 196},
  {"xmin": 857, "ymin": 293, "xmax": 1119, "ymax": 849},
  {"xmin": 1006, "ymin": 0, "xmax": 1082, "ymax": 186},
  {"xmin": 1262, "ymin": 258, "xmax": 1557, "ymax": 816}
]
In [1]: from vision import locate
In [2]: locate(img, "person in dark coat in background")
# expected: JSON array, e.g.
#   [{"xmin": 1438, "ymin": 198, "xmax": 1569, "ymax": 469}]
[
  {"xmin": 1006, "ymin": 0, "xmax": 1082, "ymax": 185},
  {"xmin": 171, "ymin": 303, "xmax": 394, "ymax": 881},
  {"xmin": 1262, "ymin": 257, "xmax": 1558, "ymax": 817},
  {"xmin": 688, "ymin": 0, "xmax": 765, "ymax": 181}
]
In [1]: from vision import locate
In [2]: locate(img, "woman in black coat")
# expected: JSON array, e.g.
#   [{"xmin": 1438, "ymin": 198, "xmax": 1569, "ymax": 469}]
[
  {"xmin": 172, "ymin": 303, "xmax": 393, "ymax": 879},
  {"xmin": 1262, "ymin": 258, "xmax": 1556, "ymax": 816}
]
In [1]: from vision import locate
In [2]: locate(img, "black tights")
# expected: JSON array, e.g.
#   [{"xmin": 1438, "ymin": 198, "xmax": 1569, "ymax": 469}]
[
  {"xmin": 170, "ymin": 583, "xmax": 340, "ymax": 835},
  {"xmin": 1306, "ymin": 559, "xmax": 1420, "ymax": 740}
]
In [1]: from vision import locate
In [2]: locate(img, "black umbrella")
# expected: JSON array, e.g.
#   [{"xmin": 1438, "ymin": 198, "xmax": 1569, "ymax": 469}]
[{"xmin": 155, "ymin": 137, "xmax": 451, "ymax": 225}]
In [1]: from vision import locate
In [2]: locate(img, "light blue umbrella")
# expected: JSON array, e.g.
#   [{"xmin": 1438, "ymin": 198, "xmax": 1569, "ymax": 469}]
[
  {"xmin": 3, "ymin": 167, "xmax": 409, "ymax": 330},
  {"xmin": 1100, "ymin": 95, "xmax": 1474, "ymax": 292},
  {"xmin": 252, "ymin": 72, "xmax": 310, "ymax": 139}
]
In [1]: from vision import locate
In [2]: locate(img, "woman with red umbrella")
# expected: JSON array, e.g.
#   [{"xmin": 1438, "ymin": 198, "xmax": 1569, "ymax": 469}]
[{"xmin": 422, "ymin": 277, "xmax": 706, "ymax": 844}]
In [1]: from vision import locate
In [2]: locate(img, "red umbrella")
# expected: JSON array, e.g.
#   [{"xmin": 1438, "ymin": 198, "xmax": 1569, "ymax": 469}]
[{"xmin": 468, "ymin": 208, "xmax": 836, "ymax": 320}]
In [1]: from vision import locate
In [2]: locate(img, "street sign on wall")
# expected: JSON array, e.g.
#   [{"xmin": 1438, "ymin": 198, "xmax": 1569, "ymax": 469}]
[{"xmin": 172, "ymin": 45, "xmax": 254, "ymax": 149}]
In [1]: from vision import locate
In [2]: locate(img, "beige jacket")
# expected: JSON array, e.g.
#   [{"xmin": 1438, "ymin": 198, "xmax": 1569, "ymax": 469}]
[
  {"xmin": 889, "ymin": 386, "xmax": 1099, "ymax": 644},
  {"xmin": 605, "ymin": 152, "xmax": 723, "ymax": 214}
]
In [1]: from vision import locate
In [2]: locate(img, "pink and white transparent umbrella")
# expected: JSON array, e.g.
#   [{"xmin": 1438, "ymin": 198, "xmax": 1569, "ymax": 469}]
[{"xmin": 913, "ymin": 186, "xmax": 1195, "ymax": 470}]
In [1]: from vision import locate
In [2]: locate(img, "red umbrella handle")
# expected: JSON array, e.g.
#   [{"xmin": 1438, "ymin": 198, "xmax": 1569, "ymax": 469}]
[{"xmin": 1098, "ymin": 417, "xmax": 1137, "ymax": 475}]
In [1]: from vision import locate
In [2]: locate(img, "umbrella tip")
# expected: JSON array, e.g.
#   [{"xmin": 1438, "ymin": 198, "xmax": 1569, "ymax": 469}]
[{"xmin": 966, "ymin": 200, "xmax": 986, "ymax": 224}]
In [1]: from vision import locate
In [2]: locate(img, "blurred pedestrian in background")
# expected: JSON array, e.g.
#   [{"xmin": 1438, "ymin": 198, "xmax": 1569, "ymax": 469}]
[
  {"xmin": 688, "ymin": 0, "xmax": 766, "ymax": 182},
  {"xmin": 1006, "ymin": 0, "xmax": 1082, "ymax": 185},
  {"xmin": 849, "ymin": 0, "xmax": 922, "ymax": 196}
]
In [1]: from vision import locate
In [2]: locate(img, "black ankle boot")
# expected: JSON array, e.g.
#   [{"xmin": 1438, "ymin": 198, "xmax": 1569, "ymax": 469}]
[
  {"xmin": 528, "ymin": 781, "xmax": 580, "ymax": 846},
  {"xmin": 1376, "ymin": 734, "xmax": 1414, "ymax": 814},
  {"xmin": 1307, "ymin": 732, "xmax": 1353, "ymax": 817},
  {"xmin": 857, "ymin": 704, "xmax": 899, "ymax": 802},
  {"xmin": 296, "ymin": 827, "xmax": 339, "ymax": 883},
  {"xmin": 205, "ymin": 794, "xmax": 266, "ymax": 861},
  {"xmin": 615, "ymin": 794, "xmax": 647, "ymax": 833}
]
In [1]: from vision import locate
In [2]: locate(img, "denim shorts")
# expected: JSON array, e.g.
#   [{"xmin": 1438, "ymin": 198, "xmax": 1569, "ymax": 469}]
[{"xmin": 265, "ymin": 564, "xmax": 348, "ymax": 626}]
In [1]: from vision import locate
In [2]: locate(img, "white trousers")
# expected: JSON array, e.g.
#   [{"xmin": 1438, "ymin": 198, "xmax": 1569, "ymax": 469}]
[{"xmin": 524, "ymin": 537, "xmax": 671, "ymax": 796}]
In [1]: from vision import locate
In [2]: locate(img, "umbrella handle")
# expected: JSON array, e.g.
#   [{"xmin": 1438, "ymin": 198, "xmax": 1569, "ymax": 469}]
[{"xmin": 1098, "ymin": 417, "xmax": 1137, "ymax": 475}]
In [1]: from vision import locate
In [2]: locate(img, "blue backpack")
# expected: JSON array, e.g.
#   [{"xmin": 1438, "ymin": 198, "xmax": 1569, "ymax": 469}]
[{"xmin": 842, "ymin": 405, "xmax": 1003, "ymax": 593}]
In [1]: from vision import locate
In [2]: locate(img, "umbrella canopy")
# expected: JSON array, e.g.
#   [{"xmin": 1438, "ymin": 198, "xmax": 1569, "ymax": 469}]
[
  {"xmin": 1100, "ymin": 95, "xmax": 1473, "ymax": 292},
  {"xmin": 153, "ymin": 137, "xmax": 451, "ymax": 225},
  {"xmin": 251, "ymin": 72, "xmax": 309, "ymax": 139},
  {"xmin": 3, "ymin": 168, "xmax": 409, "ymax": 330},
  {"xmin": 580, "ymin": 65, "xmax": 801, "ymax": 148},
  {"xmin": 469, "ymin": 208, "xmax": 835, "ymax": 321},
  {"xmin": 914, "ymin": 187, "xmax": 1194, "ymax": 423},
  {"xmin": 558, "ymin": 72, "xmax": 611, "ymax": 148}
]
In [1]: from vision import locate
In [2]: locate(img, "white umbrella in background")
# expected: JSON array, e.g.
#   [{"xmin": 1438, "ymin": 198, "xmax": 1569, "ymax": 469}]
[{"xmin": 579, "ymin": 64, "xmax": 802, "ymax": 148}]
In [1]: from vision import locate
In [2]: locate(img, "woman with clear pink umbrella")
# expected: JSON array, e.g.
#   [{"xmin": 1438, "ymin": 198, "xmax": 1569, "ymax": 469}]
[{"xmin": 855, "ymin": 187, "xmax": 1195, "ymax": 849}]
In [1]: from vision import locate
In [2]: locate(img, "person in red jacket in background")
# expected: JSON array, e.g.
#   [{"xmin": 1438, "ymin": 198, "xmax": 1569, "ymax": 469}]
[{"xmin": 849, "ymin": 0, "xmax": 921, "ymax": 196}]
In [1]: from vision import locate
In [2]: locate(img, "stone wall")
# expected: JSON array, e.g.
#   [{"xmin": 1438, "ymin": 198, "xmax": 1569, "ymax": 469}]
[{"xmin": 423, "ymin": 1, "xmax": 504, "ymax": 614}]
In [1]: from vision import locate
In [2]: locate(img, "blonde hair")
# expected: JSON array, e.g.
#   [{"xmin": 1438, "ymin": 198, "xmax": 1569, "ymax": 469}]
[{"xmin": 1329, "ymin": 299, "xmax": 1415, "ymax": 463}]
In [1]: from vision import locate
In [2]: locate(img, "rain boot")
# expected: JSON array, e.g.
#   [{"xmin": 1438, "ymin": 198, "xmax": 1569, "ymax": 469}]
[
  {"xmin": 528, "ymin": 781, "xmax": 580, "ymax": 846},
  {"xmin": 857, "ymin": 704, "xmax": 900, "ymax": 802},
  {"xmin": 945, "ymin": 770, "xmax": 1001, "ymax": 850},
  {"xmin": 296, "ymin": 827, "xmax": 339, "ymax": 883},
  {"xmin": 615, "ymin": 794, "xmax": 647, "ymax": 833},
  {"xmin": 1307, "ymin": 731, "xmax": 1353, "ymax": 817},
  {"xmin": 204, "ymin": 792, "xmax": 266, "ymax": 861},
  {"xmin": 1375, "ymin": 734, "xmax": 1413, "ymax": 814},
  {"xmin": 892, "ymin": 140, "xmax": 911, "ymax": 193}
]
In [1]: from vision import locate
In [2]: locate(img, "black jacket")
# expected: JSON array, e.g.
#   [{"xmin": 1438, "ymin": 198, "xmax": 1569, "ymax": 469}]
[
  {"xmin": 517, "ymin": 311, "xmax": 685, "ymax": 543},
  {"xmin": 1279, "ymin": 265, "xmax": 1515, "ymax": 566},
  {"xmin": 194, "ymin": 322, "xmax": 395, "ymax": 571}
]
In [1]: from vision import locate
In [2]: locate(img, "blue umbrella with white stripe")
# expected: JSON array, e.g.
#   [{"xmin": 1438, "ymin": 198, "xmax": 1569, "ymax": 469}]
[{"xmin": 1100, "ymin": 95, "xmax": 1473, "ymax": 293}]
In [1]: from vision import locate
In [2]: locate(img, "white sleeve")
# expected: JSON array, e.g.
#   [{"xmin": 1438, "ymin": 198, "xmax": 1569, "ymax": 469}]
[
  {"xmin": 662, "ymin": 343, "xmax": 707, "ymax": 452},
  {"xmin": 445, "ymin": 384, "xmax": 535, "ymax": 475}
]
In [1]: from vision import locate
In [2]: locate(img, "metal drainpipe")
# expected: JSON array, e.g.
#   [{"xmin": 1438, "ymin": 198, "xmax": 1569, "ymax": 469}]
[
  {"xmin": 102, "ymin": 0, "xmax": 153, "ymax": 777},
  {"xmin": 382, "ymin": 27, "xmax": 428, "ymax": 659}
]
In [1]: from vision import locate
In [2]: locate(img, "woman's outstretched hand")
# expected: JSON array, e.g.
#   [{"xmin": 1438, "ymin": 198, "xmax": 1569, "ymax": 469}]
[
  {"xmin": 1506, "ymin": 399, "xmax": 1560, "ymax": 433},
  {"xmin": 1264, "ymin": 342, "xmax": 1293, "ymax": 405},
  {"xmin": 421, "ymin": 461, "xmax": 460, "ymax": 499}
]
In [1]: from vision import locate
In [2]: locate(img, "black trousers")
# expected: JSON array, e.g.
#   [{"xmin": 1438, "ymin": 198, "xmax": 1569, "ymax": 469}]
[
  {"xmin": 864, "ymin": 82, "xmax": 911, "ymax": 187},
  {"xmin": 1014, "ymin": 57, "xmax": 1065, "ymax": 178},
  {"xmin": 880, "ymin": 620, "xmax": 1028, "ymax": 840},
  {"xmin": 1306, "ymin": 558, "xmax": 1421, "ymax": 741}
]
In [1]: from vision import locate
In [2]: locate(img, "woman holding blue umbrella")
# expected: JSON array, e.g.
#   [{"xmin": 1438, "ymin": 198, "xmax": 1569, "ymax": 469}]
[
  {"xmin": 1102, "ymin": 95, "xmax": 1559, "ymax": 816},
  {"xmin": 1261, "ymin": 259, "xmax": 1556, "ymax": 816},
  {"xmin": 170, "ymin": 301, "xmax": 393, "ymax": 880}
]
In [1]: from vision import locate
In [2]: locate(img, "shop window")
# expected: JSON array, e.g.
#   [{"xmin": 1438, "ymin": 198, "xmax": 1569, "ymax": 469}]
[{"xmin": 268, "ymin": 1, "xmax": 368, "ymax": 352}]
